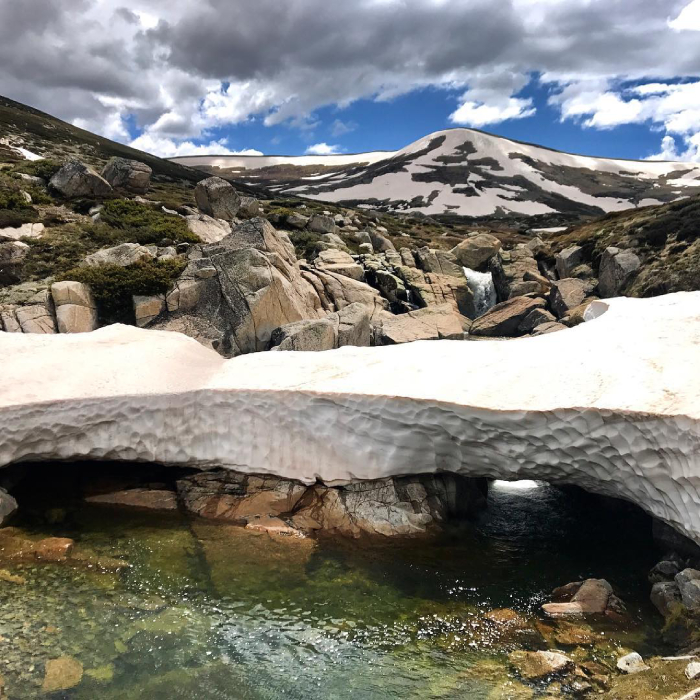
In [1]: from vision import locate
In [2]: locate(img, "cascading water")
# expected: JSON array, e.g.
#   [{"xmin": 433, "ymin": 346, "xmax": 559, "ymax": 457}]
[{"xmin": 463, "ymin": 267, "xmax": 497, "ymax": 317}]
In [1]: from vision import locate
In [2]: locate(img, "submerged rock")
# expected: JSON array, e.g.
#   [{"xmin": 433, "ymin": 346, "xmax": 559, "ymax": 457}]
[
  {"xmin": 509, "ymin": 650, "xmax": 572, "ymax": 680},
  {"xmin": 42, "ymin": 656, "xmax": 83, "ymax": 692}
]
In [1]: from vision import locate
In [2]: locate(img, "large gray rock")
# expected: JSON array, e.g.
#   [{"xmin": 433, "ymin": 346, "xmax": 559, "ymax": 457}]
[
  {"xmin": 286, "ymin": 212, "xmax": 309, "ymax": 230},
  {"xmin": 101, "ymin": 157, "xmax": 152, "ymax": 194},
  {"xmin": 451, "ymin": 234, "xmax": 501, "ymax": 269},
  {"xmin": 549, "ymin": 278, "xmax": 595, "ymax": 319},
  {"xmin": 374, "ymin": 304, "xmax": 469, "ymax": 345},
  {"xmin": 185, "ymin": 214, "xmax": 231, "ymax": 244},
  {"xmin": 369, "ymin": 230, "xmax": 396, "ymax": 252},
  {"xmin": 414, "ymin": 247, "xmax": 464, "ymax": 278},
  {"xmin": 676, "ymin": 569, "xmax": 700, "ymax": 611},
  {"xmin": 194, "ymin": 177, "xmax": 241, "ymax": 219},
  {"xmin": 51, "ymin": 281, "xmax": 98, "ymax": 333},
  {"xmin": 313, "ymin": 249, "xmax": 364, "ymax": 281},
  {"xmin": 85, "ymin": 243, "xmax": 155, "ymax": 267},
  {"xmin": 270, "ymin": 318, "xmax": 337, "ymax": 352},
  {"xmin": 471, "ymin": 296, "xmax": 545, "ymax": 337},
  {"xmin": 396, "ymin": 265, "xmax": 474, "ymax": 318},
  {"xmin": 302, "ymin": 266, "xmax": 388, "ymax": 316},
  {"xmin": 490, "ymin": 245, "xmax": 540, "ymax": 301},
  {"xmin": 0, "ymin": 240, "xmax": 29, "ymax": 286},
  {"xmin": 307, "ymin": 214, "xmax": 336, "ymax": 234},
  {"xmin": 555, "ymin": 245, "xmax": 585, "ymax": 279},
  {"xmin": 237, "ymin": 196, "xmax": 261, "ymax": 219},
  {"xmin": 328, "ymin": 302, "xmax": 372, "ymax": 347},
  {"xmin": 0, "ymin": 488, "xmax": 17, "ymax": 526},
  {"xmin": 14, "ymin": 303, "xmax": 56, "ymax": 334},
  {"xmin": 598, "ymin": 247, "xmax": 641, "ymax": 298},
  {"xmin": 49, "ymin": 160, "xmax": 112, "ymax": 198},
  {"xmin": 651, "ymin": 581, "xmax": 682, "ymax": 617}
]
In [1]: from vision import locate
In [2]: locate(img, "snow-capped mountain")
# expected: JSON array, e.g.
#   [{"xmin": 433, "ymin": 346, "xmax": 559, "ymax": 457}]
[{"xmin": 172, "ymin": 128, "xmax": 700, "ymax": 224}]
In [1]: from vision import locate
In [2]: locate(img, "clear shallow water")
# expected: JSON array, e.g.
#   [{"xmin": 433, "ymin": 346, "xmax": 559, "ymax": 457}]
[{"xmin": 0, "ymin": 478, "xmax": 663, "ymax": 699}]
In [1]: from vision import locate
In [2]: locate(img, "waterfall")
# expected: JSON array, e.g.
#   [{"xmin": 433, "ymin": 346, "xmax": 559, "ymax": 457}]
[{"xmin": 463, "ymin": 267, "xmax": 497, "ymax": 318}]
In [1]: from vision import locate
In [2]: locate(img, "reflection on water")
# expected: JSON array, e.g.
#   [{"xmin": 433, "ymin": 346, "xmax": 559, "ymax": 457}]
[{"xmin": 0, "ymin": 479, "xmax": 662, "ymax": 698}]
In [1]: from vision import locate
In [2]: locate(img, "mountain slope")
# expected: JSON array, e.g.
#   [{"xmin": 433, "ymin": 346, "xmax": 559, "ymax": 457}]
[{"xmin": 175, "ymin": 128, "xmax": 700, "ymax": 226}]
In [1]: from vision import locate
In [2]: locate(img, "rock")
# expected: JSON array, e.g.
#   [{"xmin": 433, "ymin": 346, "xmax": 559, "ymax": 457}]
[
  {"xmin": 165, "ymin": 279, "xmax": 202, "ymax": 313},
  {"xmin": 307, "ymin": 214, "xmax": 336, "ymax": 234},
  {"xmin": 101, "ymin": 157, "xmax": 152, "ymax": 193},
  {"xmin": 185, "ymin": 213, "xmax": 231, "ymax": 244},
  {"xmin": 237, "ymin": 196, "xmax": 261, "ymax": 218},
  {"xmin": 552, "ymin": 581, "xmax": 583, "ymax": 601},
  {"xmin": 314, "ymin": 249, "xmax": 364, "ymax": 281},
  {"xmin": 471, "ymin": 296, "xmax": 545, "ymax": 337},
  {"xmin": 0, "ymin": 489, "xmax": 17, "ymax": 526},
  {"xmin": 451, "ymin": 233, "xmax": 502, "ymax": 269},
  {"xmin": 358, "ymin": 243, "xmax": 373, "ymax": 255},
  {"xmin": 328, "ymin": 302, "xmax": 372, "ymax": 347},
  {"xmin": 541, "ymin": 602, "xmax": 585, "ymax": 618},
  {"xmin": 490, "ymin": 245, "xmax": 540, "ymax": 301},
  {"xmin": 414, "ymin": 247, "xmax": 464, "ymax": 278},
  {"xmin": 572, "ymin": 578, "xmax": 612, "ymax": 613},
  {"xmin": 399, "ymin": 247, "xmax": 416, "ymax": 267},
  {"xmin": 194, "ymin": 176, "xmax": 241, "ymax": 219},
  {"xmin": 599, "ymin": 247, "xmax": 641, "ymax": 298},
  {"xmin": 245, "ymin": 515, "xmax": 304, "ymax": 537},
  {"xmin": 303, "ymin": 265, "xmax": 388, "ymax": 316},
  {"xmin": 616, "ymin": 652, "xmax": 650, "ymax": 674},
  {"xmin": 518, "ymin": 307, "xmax": 557, "ymax": 334},
  {"xmin": 0, "ymin": 568, "xmax": 25, "ymax": 584},
  {"xmin": 49, "ymin": 160, "xmax": 112, "ymax": 197},
  {"xmin": 85, "ymin": 242, "xmax": 154, "ymax": 267},
  {"xmin": 42, "ymin": 657, "xmax": 84, "ymax": 692},
  {"xmin": 509, "ymin": 650, "xmax": 572, "ymax": 680},
  {"xmin": 564, "ymin": 300, "xmax": 596, "ymax": 327},
  {"xmin": 270, "ymin": 318, "xmax": 337, "ymax": 352},
  {"xmin": 677, "ymin": 569, "xmax": 700, "ymax": 611},
  {"xmin": 86, "ymin": 488, "xmax": 178, "ymax": 511},
  {"xmin": 133, "ymin": 294, "xmax": 165, "ymax": 328},
  {"xmin": 374, "ymin": 304, "xmax": 469, "ymax": 345},
  {"xmin": 549, "ymin": 278, "xmax": 595, "ymax": 319},
  {"xmin": 319, "ymin": 232, "xmax": 350, "ymax": 251},
  {"xmin": 532, "ymin": 321, "xmax": 567, "ymax": 335},
  {"xmin": 51, "ymin": 281, "xmax": 98, "ymax": 333},
  {"xmin": 14, "ymin": 302, "xmax": 56, "ymax": 334},
  {"xmin": 396, "ymin": 265, "xmax": 474, "ymax": 318},
  {"xmin": 286, "ymin": 212, "xmax": 309, "ymax": 230},
  {"xmin": 369, "ymin": 231, "xmax": 395, "ymax": 252},
  {"xmin": 34, "ymin": 537, "xmax": 74, "ymax": 561},
  {"xmin": 0, "ymin": 240, "xmax": 29, "ymax": 285},
  {"xmin": 679, "ymin": 688, "xmax": 700, "ymax": 700},
  {"xmin": 649, "ymin": 559, "xmax": 682, "ymax": 583},
  {"xmin": 650, "ymin": 581, "xmax": 683, "ymax": 617},
  {"xmin": 508, "ymin": 281, "xmax": 542, "ymax": 298},
  {"xmin": 373, "ymin": 269, "xmax": 406, "ymax": 304},
  {"xmin": 687, "ymin": 662, "xmax": 700, "ymax": 680},
  {"xmin": 556, "ymin": 245, "xmax": 585, "ymax": 279},
  {"xmin": 0, "ymin": 222, "xmax": 44, "ymax": 241}
]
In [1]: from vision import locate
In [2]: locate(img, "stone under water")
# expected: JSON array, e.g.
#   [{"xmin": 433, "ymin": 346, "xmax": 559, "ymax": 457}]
[{"xmin": 0, "ymin": 292, "xmax": 698, "ymax": 541}]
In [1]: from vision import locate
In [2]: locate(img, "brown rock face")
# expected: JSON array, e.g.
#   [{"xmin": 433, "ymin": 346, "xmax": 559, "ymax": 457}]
[
  {"xmin": 42, "ymin": 657, "xmax": 84, "ymax": 692},
  {"xmin": 471, "ymin": 296, "xmax": 546, "ymax": 337},
  {"xmin": 85, "ymin": 488, "xmax": 178, "ymax": 511},
  {"xmin": 374, "ymin": 304, "xmax": 470, "ymax": 345},
  {"xmin": 549, "ymin": 278, "xmax": 595, "ymax": 319},
  {"xmin": 34, "ymin": 537, "xmax": 75, "ymax": 562}
]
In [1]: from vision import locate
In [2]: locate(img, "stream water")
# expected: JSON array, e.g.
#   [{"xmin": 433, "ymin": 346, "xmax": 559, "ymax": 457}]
[{"xmin": 0, "ymin": 476, "xmax": 664, "ymax": 699}]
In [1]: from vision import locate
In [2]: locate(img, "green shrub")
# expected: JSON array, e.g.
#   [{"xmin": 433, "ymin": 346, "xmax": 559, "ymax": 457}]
[
  {"xmin": 22, "ymin": 226, "xmax": 93, "ymax": 279},
  {"xmin": 99, "ymin": 199, "xmax": 199, "ymax": 244},
  {"xmin": 0, "ymin": 180, "xmax": 39, "ymax": 228},
  {"xmin": 289, "ymin": 230, "xmax": 322, "ymax": 260},
  {"xmin": 12, "ymin": 158, "xmax": 62, "ymax": 181},
  {"xmin": 60, "ymin": 258, "xmax": 187, "ymax": 324}
]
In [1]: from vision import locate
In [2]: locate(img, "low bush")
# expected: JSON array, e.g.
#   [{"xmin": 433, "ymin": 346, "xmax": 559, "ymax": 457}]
[
  {"xmin": 60, "ymin": 258, "xmax": 187, "ymax": 324},
  {"xmin": 12, "ymin": 158, "xmax": 62, "ymax": 181},
  {"xmin": 289, "ymin": 230, "xmax": 323, "ymax": 260},
  {"xmin": 99, "ymin": 199, "xmax": 199, "ymax": 244},
  {"xmin": 0, "ymin": 178, "xmax": 39, "ymax": 228}
]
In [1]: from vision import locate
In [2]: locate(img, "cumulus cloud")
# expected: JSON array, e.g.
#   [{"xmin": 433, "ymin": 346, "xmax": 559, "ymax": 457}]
[
  {"xmin": 305, "ymin": 143, "xmax": 343, "ymax": 155},
  {"xmin": 0, "ymin": 0, "xmax": 700, "ymax": 157},
  {"xmin": 129, "ymin": 134, "xmax": 262, "ymax": 158}
]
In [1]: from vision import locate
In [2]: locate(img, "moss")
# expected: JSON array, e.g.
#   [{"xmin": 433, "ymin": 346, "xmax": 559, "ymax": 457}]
[
  {"xmin": 12, "ymin": 158, "xmax": 62, "ymax": 181},
  {"xmin": 60, "ymin": 258, "xmax": 186, "ymax": 324},
  {"xmin": 0, "ymin": 175, "xmax": 40, "ymax": 227},
  {"xmin": 99, "ymin": 199, "xmax": 199, "ymax": 244}
]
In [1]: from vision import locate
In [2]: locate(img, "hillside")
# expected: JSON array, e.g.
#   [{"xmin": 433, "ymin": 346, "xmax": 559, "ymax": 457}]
[{"xmin": 175, "ymin": 128, "xmax": 700, "ymax": 227}]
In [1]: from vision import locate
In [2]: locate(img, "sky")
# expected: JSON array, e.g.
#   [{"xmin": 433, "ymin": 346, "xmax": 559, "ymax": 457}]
[{"xmin": 1, "ymin": 0, "xmax": 700, "ymax": 161}]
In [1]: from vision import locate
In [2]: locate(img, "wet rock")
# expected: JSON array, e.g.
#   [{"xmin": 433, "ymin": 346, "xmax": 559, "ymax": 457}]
[
  {"xmin": 677, "ymin": 569, "xmax": 700, "ymax": 611},
  {"xmin": 553, "ymin": 621, "xmax": 599, "ymax": 646},
  {"xmin": 616, "ymin": 652, "xmax": 650, "ymax": 674},
  {"xmin": 0, "ymin": 569, "xmax": 25, "ymax": 585},
  {"xmin": 471, "ymin": 296, "xmax": 545, "ymax": 337},
  {"xmin": 49, "ymin": 161, "xmax": 112, "ymax": 198},
  {"xmin": 651, "ymin": 581, "xmax": 683, "ymax": 617},
  {"xmin": 195, "ymin": 177, "xmax": 241, "ymax": 219},
  {"xmin": 42, "ymin": 656, "xmax": 84, "ymax": 692},
  {"xmin": 649, "ymin": 559, "xmax": 682, "ymax": 583},
  {"xmin": 450, "ymin": 233, "xmax": 501, "ymax": 269},
  {"xmin": 599, "ymin": 247, "xmax": 641, "ymax": 298},
  {"xmin": 101, "ymin": 157, "xmax": 152, "ymax": 194},
  {"xmin": 34, "ymin": 537, "xmax": 74, "ymax": 562},
  {"xmin": 552, "ymin": 581, "xmax": 583, "ymax": 601},
  {"xmin": 543, "ymin": 579, "xmax": 613, "ymax": 618},
  {"xmin": 509, "ymin": 650, "xmax": 572, "ymax": 680},
  {"xmin": 85, "ymin": 488, "xmax": 178, "ymax": 511},
  {"xmin": 0, "ymin": 489, "xmax": 17, "ymax": 527},
  {"xmin": 245, "ymin": 515, "xmax": 305, "ymax": 537}
]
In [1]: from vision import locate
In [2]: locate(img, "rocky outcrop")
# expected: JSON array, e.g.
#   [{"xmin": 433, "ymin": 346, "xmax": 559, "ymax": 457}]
[
  {"xmin": 450, "ymin": 233, "xmax": 501, "ymax": 269},
  {"xmin": 490, "ymin": 245, "xmax": 540, "ymax": 302},
  {"xmin": 185, "ymin": 213, "xmax": 231, "ymax": 244},
  {"xmin": 555, "ymin": 245, "xmax": 585, "ymax": 279},
  {"xmin": 50, "ymin": 281, "xmax": 98, "ymax": 333},
  {"xmin": 312, "ymin": 249, "xmax": 364, "ymax": 281},
  {"xmin": 307, "ymin": 214, "xmax": 336, "ymax": 234},
  {"xmin": 397, "ymin": 265, "xmax": 474, "ymax": 318},
  {"xmin": 194, "ymin": 177, "xmax": 241, "ymax": 219},
  {"xmin": 374, "ymin": 304, "xmax": 469, "ymax": 345},
  {"xmin": 85, "ymin": 243, "xmax": 154, "ymax": 268},
  {"xmin": 598, "ymin": 247, "xmax": 641, "ymax": 298},
  {"xmin": 1, "ymin": 293, "xmax": 699, "ymax": 544},
  {"xmin": 101, "ymin": 158, "xmax": 152, "ymax": 194},
  {"xmin": 549, "ymin": 278, "xmax": 595, "ymax": 319},
  {"xmin": 49, "ymin": 161, "xmax": 112, "ymax": 198}
]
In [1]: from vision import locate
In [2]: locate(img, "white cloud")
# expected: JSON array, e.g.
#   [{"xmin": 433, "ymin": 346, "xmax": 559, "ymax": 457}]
[
  {"xmin": 450, "ymin": 97, "xmax": 535, "ymax": 126},
  {"xmin": 669, "ymin": 0, "xmax": 700, "ymax": 31},
  {"xmin": 330, "ymin": 119, "xmax": 357, "ymax": 137},
  {"xmin": 305, "ymin": 142, "xmax": 343, "ymax": 155},
  {"xmin": 129, "ymin": 133, "xmax": 262, "ymax": 158}
]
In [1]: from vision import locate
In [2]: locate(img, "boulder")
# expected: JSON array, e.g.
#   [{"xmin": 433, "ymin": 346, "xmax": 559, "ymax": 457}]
[
  {"xmin": 414, "ymin": 247, "xmax": 464, "ymax": 278},
  {"xmin": 374, "ymin": 304, "xmax": 469, "ymax": 345},
  {"xmin": 399, "ymin": 247, "xmax": 416, "ymax": 267},
  {"xmin": 0, "ymin": 240, "xmax": 29, "ymax": 286},
  {"xmin": 518, "ymin": 307, "xmax": 557, "ymax": 334},
  {"xmin": 286, "ymin": 212, "xmax": 309, "ymax": 230},
  {"xmin": 185, "ymin": 214, "xmax": 231, "ymax": 244},
  {"xmin": 0, "ymin": 222, "xmax": 44, "ymax": 241},
  {"xmin": 555, "ymin": 245, "xmax": 585, "ymax": 279},
  {"xmin": 649, "ymin": 559, "xmax": 682, "ymax": 583},
  {"xmin": 490, "ymin": 245, "xmax": 540, "ymax": 301},
  {"xmin": 471, "ymin": 296, "xmax": 545, "ymax": 337},
  {"xmin": 532, "ymin": 321, "xmax": 567, "ymax": 335},
  {"xmin": 49, "ymin": 160, "xmax": 112, "ymax": 198},
  {"xmin": 369, "ymin": 231, "xmax": 395, "ymax": 252},
  {"xmin": 302, "ymin": 265, "xmax": 388, "ymax": 316},
  {"xmin": 509, "ymin": 650, "xmax": 572, "ymax": 680},
  {"xmin": 543, "ymin": 579, "xmax": 614, "ymax": 618},
  {"xmin": 0, "ymin": 488, "xmax": 17, "ymax": 526},
  {"xmin": 397, "ymin": 265, "xmax": 474, "ymax": 318},
  {"xmin": 313, "ymin": 249, "xmax": 364, "ymax": 281},
  {"xmin": 599, "ymin": 247, "xmax": 641, "ymax": 298},
  {"xmin": 549, "ymin": 278, "xmax": 595, "ymax": 319},
  {"xmin": 650, "ymin": 581, "xmax": 682, "ymax": 617},
  {"xmin": 85, "ymin": 243, "xmax": 154, "ymax": 268},
  {"xmin": 101, "ymin": 157, "xmax": 152, "ymax": 193},
  {"xmin": 133, "ymin": 294, "xmax": 165, "ymax": 328},
  {"xmin": 616, "ymin": 652, "xmax": 650, "ymax": 674},
  {"xmin": 450, "ymin": 233, "xmax": 501, "ymax": 269},
  {"xmin": 237, "ymin": 196, "xmax": 261, "ymax": 219},
  {"xmin": 194, "ymin": 177, "xmax": 241, "ymax": 219},
  {"xmin": 51, "ymin": 281, "xmax": 98, "ymax": 333},
  {"xmin": 270, "ymin": 318, "xmax": 337, "ymax": 352},
  {"xmin": 686, "ymin": 662, "xmax": 700, "ymax": 680},
  {"xmin": 307, "ymin": 214, "xmax": 336, "ymax": 234},
  {"xmin": 165, "ymin": 279, "xmax": 203, "ymax": 314},
  {"xmin": 42, "ymin": 657, "xmax": 84, "ymax": 693},
  {"xmin": 676, "ymin": 569, "xmax": 700, "ymax": 611},
  {"xmin": 15, "ymin": 301, "xmax": 56, "ymax": 334},
  {"xmin": 374, "ymin": 269, "xmax": 407, "ymax": 304},
  {"xmin": 327, "ymin": 302, "xmax": 372, "ymax": 347}
]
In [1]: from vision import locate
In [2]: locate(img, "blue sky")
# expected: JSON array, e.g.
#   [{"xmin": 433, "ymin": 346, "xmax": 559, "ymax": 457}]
[{"xmin": 1, "ymin": 0, "xmax": 699, "ymax": 162}]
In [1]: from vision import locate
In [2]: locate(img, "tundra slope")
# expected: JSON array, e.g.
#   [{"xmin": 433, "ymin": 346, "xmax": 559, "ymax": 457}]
[
  {"xmin": 1, "ymin": 292, "xmax": 698, "ymax": 542},
  {"xmin": 174, "ymin": 129, "xmax": 700, "ymax": 224}
]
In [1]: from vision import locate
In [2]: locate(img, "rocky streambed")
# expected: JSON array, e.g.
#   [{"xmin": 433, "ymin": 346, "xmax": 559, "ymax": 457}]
[{"xmin": 0, "ymin": 470, "xmax": 697, "ymax": 699}]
